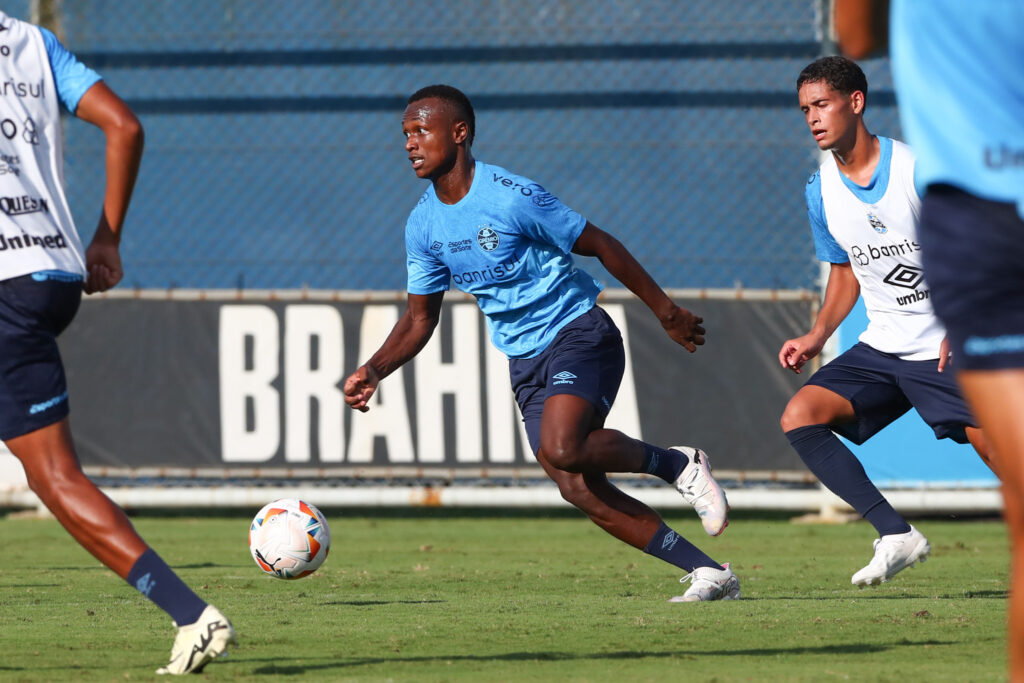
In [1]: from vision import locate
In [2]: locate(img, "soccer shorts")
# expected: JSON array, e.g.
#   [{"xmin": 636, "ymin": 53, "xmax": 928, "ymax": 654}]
[
  {"xmin": 806, "ymin": 342, "xmax": 975, "ymax": 445},
  {"xmin": 919, "ymin": 184, "xmax": 1024, "ymax": 370},
  {"xmin": 0, "ymin": 272, "xmax": 82, "ymax": 441},
  {"xmin": 509, "ymin": 305, "xmax": 625, "ymax": 454}
]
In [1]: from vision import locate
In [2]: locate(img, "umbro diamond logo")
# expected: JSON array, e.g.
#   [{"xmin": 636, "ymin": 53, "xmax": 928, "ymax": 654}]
[
  {"xmin": 662, "ymin": 530, "xmax": 680, "ymax": 551},
  {"xmin": 135, "ymin": 572, "xmax": 156, "ymax": 597},
  {"xmin": 552, "ymin": 371, "xmax": 576, "ymax": 385},
  {"xmin": 883, "ymin": 263, "xmax": 923, "ymax": 290}
]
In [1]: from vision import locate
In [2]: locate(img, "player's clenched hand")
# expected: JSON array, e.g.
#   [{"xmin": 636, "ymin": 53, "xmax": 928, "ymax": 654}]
[
  {"xmin": 779, "ymin": 333, "xmax": 825, "ymax": 374},
  {"xmin": 343, "ymin": 364, "xmax": 381, "ymax": 413},
  {"xmin": 660, "ymin": 306, "xmax": 706, "ymax": 353},
  {"xmin": 83, "ymin": 239, "xmax": 123, "ymax": 294}
]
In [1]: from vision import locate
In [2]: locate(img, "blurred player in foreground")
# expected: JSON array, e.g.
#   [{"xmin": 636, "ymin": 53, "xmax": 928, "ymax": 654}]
[
  {"xmin": 835, "ymin": 0, "xmax": 1024, "ymax": 677},
  {"xmin": 778, "ymin": 56, "xmax": 991, "ymax": 586},
  {"xmin": 0, "ymin": 12, "xmax": 234, "ymax": 674},
  {"xmin": 344, "ymin": 84, "xmax": 737, "ymax": 602}
]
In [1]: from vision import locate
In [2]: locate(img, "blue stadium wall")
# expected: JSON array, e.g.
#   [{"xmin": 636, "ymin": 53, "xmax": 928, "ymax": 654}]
[{"xmin": 20, "ymin": 0, "xmax": 895, "ymax": 291}]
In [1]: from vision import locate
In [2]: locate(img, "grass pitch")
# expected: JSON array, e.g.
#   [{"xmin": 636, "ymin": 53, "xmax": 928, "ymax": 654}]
[{"xmin": 0, "ymin": 508, "xmax": 1009, "ymax": 681}]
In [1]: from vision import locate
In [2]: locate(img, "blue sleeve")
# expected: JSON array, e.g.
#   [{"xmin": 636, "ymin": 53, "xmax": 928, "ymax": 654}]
[
  {"xmin": 405, "ymin": 212, "xmax": 450, "ymax": 295},
  {"xmin": 805, "ymin": 171, "xmax": 848, "ymax": 264},
  {"xmin": 513, "ymin": 183, "xmax": 588, "ymax": 253},
  {"xmin": 39, "ymin": 27, "xmax": 102, "ymax": 113}
]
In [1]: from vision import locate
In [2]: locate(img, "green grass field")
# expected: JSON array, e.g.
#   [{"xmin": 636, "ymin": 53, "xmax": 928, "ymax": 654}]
[{"xmin": 0, "ymin": 508, "xmax": 1009, "ymax": 682}]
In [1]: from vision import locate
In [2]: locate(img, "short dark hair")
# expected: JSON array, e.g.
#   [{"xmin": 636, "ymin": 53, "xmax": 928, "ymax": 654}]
[
  {"xmin": 407, "ymin": 84, "xmax": 476, "ymax": 146},
  {"xmin": 797, "ymin": 56, "xmax": 868, "ymax": 108}
]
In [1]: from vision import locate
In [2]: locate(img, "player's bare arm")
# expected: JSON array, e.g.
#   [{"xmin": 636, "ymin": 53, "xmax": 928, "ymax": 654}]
[
  {"xmin": 344, "ymin": 291, "xmax": 444, "ymax": 411},
  {"xmin": 779, "ymin": 262, "xmax": 860, "ymax": 373},
  {"xmin": 74, "ymin": 81, "xmax": 144, "ymax": 294},
  {"xmin": 833, "ymin": 0, "xmax": 889, "ymax": 59},
  {"xmin": 572, "ymin": 222, "xmax": 705, "ymax": 352}
]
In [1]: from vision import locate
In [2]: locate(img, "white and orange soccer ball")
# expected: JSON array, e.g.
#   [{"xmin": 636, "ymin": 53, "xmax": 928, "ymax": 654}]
[{"xmin": 248, "ymin": 499, "xmax": 331, "ymax": 579}]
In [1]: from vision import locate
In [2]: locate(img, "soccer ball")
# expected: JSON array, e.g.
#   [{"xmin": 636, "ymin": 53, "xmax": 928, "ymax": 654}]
[{"xmin": 248, "ymin": 498, "xmax": 331, "ymax": 579}]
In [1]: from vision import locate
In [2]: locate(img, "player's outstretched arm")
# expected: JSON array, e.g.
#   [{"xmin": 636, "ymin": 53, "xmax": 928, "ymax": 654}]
[
  {"xmin": 74, "ymin": 81, "xmax": 144, "ymax": 294},
  {"xmin": 343, "ymin": 291, "xmax": 444, "ymax": 412},
  {"xmin": 833, "ymin": 0, "xmax": 889, "ymax": 59},
  {"xmin": 572, "ymin": 222, "xmax": 705, "ymax": 352},
  {"xmin": 779, "ymin": 262, "xmax": 860, "ymax": 373}
]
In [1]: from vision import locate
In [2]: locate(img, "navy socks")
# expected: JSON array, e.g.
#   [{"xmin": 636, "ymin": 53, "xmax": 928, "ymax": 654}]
[
  {"xmin": 126, "ymin": 548, "xmax": 208, "ymax": 626},
  {"xmin": 640, "ymin": 443, "xmax": 687, "ymax": 483},
  {"xmin": 642, "ymin": 521, "xmax": 722, "ymax": 572},
  {"xmin": 785, "ymin": 425, "xmax": 911, "ymax": 537}
]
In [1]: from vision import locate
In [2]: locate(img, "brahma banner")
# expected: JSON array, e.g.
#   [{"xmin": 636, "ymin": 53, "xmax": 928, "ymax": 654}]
[{"xmin": 58, "ymin": 291, "xmax": 812, "ymax": 471}]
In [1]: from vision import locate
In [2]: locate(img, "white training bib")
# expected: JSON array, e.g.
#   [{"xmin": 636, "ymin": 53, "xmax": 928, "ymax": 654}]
[
  {"xmin": 0, "ymin": 11, "xmax": 85, "ymax": 281},
  {"xmin": 819, "ymin": 138, "xmax": 946, "ymax": 359}
]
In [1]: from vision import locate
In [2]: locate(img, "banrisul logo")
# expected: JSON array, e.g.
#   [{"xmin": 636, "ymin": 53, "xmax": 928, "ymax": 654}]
[{"xmin": 477, "ymin": 226, "xmax": 499, "ymax": 252}]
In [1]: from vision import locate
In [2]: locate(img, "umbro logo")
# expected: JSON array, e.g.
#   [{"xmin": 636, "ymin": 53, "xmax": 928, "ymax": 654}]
[
  {"xmin": 135, "ymin": 572, "xmax": 156, "ymax": 597},
  {"xmin": 883, "ymin": 263, "xmax": 923, "ymax": 290},
  {"xmin": 662, "ymin": 530, "xmax": 680, "ymax": 551},
  {"xmin": 552, "ymin": 371, "xmax": 576, "ymax": 385}
]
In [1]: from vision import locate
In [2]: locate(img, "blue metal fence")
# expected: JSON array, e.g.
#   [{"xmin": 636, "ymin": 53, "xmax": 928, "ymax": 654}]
[{"xmin": 23, "ymin": 1, "xmax": 899, "ymax": 290}]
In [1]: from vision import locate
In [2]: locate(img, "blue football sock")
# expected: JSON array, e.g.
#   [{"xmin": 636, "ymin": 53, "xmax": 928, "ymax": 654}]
[
  {"xmin": 125, "ymin": 548, "xmax": 208, "ymax": 626},
  {"xmin": 639, "ymin": 443, "xmax": 687, "ymax": 483},
  {"xmin": 642, "ymin": 521, "xmax": 722, "ymax": 572},
  {"xmin": 785, "ymin": 425, "xmax": 911, "ymax": 537}
]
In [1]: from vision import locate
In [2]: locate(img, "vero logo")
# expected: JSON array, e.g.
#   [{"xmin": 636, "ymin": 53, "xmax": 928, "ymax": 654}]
[{"xmin": 552, "ymin": 371, "xmax": 577, "ymax": 385}]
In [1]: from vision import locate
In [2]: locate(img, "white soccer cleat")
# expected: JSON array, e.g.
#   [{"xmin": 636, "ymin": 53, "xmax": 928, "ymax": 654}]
[
  {"xmin": 672, "ymin": 446, "xmax": 730, "ymax": 536},
  {"xmin": 851, "ymin": 525, "xmax": 931, "ymax": 586},
  {"xmin": 670, "ymin": 563, "xmax": 741, "ymax": 602},
  {"xmin": 156, "ymin": 604, "xmax": 237, "ymax": 675}
]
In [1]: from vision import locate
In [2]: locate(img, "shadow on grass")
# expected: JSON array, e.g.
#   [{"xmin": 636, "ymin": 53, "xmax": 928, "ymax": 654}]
[
  {"xmin": 244, "ymin": 641, "xmax": 956, "ymax": 675},
  {"xmin": 322, "ymin": 599, "xmax": 447, "ymax": 606},
  {"xmin": 758, "ymin": 589, "xmax": 1008, "ymax": 600},
  {"xmin": 38, "ymin": 561, "xmax": 236, "ymax": 571}
]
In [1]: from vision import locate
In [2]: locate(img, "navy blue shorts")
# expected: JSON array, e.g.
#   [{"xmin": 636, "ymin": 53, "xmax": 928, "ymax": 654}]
[
  {"xmin": 0, "ymin": 273, "xmax": 82, "ymax": 441},
  {"xmin": 509, "ymin": 306, "xmax": 625, "ymax": 454},
  {"xmin": 919, "ymin": 184, "xmax": 1024, "ymax": 370},
  {"xmin": 806, "ymin": 342, "xmax": 975, "ymax": 445}
]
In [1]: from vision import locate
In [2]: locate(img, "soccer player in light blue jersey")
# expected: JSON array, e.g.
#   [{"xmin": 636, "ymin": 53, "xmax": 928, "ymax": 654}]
[
  {"xmin": 0, "ymin": 11, "xmax": 234, "ymax": 674},
  {"xmin": 835, "ymin": 0, "xmax": 1024, "ymax": 675},
  {"xmin": 343, "ymin": 85, "xmax": 737, "ymax": 602}
]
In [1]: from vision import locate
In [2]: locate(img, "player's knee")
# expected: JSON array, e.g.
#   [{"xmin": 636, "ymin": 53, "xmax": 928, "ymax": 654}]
[
  {"xmin": 23, "ymin": 457, "xmax": 85, "ymax": 503},
  {"xmin": 542, "ymin": 441, "xmax": 586, "ymax": 473},
  {"xmin": 780, "ymin": 396, "xmax": 823, "ymax": 433}
]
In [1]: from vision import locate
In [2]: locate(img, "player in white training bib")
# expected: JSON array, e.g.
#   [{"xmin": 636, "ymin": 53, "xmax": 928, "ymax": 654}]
[
  {"xmin": 777, "ymin": 57, "xmax": 992, "ymax": 588},
  {"xmin": 0, "ymin": 11, "xmax": 235, "ymax": 673}
]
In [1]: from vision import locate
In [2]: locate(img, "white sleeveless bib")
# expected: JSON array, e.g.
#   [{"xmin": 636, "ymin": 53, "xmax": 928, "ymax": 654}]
[
  {"xmin": 819, "ymin": 139, "xmax": 945, "ymax": 359},
  {"xmin": 0, "ymin": 11, "xmax": 86, "ymax": 281}
]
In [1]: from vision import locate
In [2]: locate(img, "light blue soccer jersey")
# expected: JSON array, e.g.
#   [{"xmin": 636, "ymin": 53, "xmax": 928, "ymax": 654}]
[
  {"xmin": 39, "ymin": 27, "xmax": 101, "ymax": 113},
  {"xmin": 405, "ymin": 161, "xmax": 602, "ymax": 359},
  {"xmin": 891, "ymin": 0, "xmax": 1024, "ymax": 216}
]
